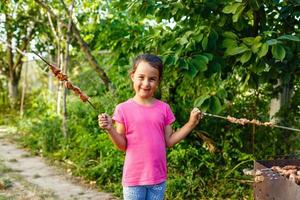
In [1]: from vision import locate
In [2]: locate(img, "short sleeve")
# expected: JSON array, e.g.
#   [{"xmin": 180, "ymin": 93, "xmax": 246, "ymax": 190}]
[
  {"xmin": 112, "ymin": 104, "xmax": 124, "ymax": 124},
  {"xmin": 165, "ymin": 104, "xmax": 175, "ymax": 126}
]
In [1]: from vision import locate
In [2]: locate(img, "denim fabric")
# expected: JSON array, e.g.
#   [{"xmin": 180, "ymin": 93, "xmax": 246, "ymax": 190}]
[{"xmin": 123, "ymin": 181, "xmax": 166, "ymax": 200}]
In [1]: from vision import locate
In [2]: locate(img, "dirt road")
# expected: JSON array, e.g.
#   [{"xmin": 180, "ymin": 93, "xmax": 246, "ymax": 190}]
[{"xmin": 0, "ymin": 126, "xmax": 118, "ymax": 200}]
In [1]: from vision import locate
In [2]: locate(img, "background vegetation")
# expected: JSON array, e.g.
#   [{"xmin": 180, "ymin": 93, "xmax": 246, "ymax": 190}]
[{"xmin": 0, "ymin": 0, "xmax": 300, "ymax": 199}]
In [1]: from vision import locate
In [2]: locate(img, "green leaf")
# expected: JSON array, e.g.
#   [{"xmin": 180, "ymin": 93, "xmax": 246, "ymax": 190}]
[
  {"xmin": 165, "ymin": 55, "xmax": 175, "ymax": 66},
  {"xmin": 254, "ymin": 36, "xmax": 262, "ymax": 43},
  {"xmin": 210, "ymin": 96, "xmax": 222, "ymax": 114},
  {"xmin": 217, "ymin": 89, "xmax": 227, "ymax": 99},
  {"xmin": 240, "ymin": 51, "xmax": 252, "ymax": 64},
  {"xmin": 258, "ymin": 43, "xmax": 269, "ymax": 58},
  {"xmin": 226, "ymin": 45, "xmax": 249, "ymax": 56},
  {"xmin": 222, "ymin": 39, "xmax": 237, "ymax": 48},
  {"xmin": 202, "ymin": 53, "xmax": 214, "ymax": 61},
  {"xmin": 271, "ymin": 44, "xmax": 286, "ymax": 61},
  {"xmin": 223, "ymin": 31, "xmax": 238, "ymax": 39},
  {"xmin": 200, "ymin": 98, "xmax": 211, "ymax": 112},
  {"xmin": 266, "ymin": 39, "xmax": 278, "ymax": 45},
  {"xmin": 194, "ymin": 95, "xmax": 210, "ymax": 107},
  {"xmin": 251, "ymin": 42, "xmax": 262, "ymax": 53},
  {"xmin": 186, "ymin": 64, "xmax": 198, "ymax": 78},
  {"xmin": 194, "ymin": 33, "xmax": 204, "ymax": 42},
  {"xmin": 242, "ymin": 37, "xmax": 254, "ymax": 46},
  {"xmin": 277, "ymin": 35, "xmax": 300, "ymax": 42},
  {"xmin": 222, "ymin": 3, "xmax": 242, "ymax": 14},
  {"xmin": 232, "ymin": 4, "xmax": 245, "ymax": 22},
  {"xmin": 193, "ymin": 55, "xmax": 210, "ymax": 64},
  {"xmin": 184, "ymin": 31, "xmax": 194, "ymax": 38},
  {"xmin": 179, "ymin": 37, "xmax": 189, "ymax": 45},
  {"xmin": 190, "ymin": 55, "xmax": 208, "ymax": 72},
  {"xmin": 179, "ymin": 59, "xmax": 189, "ymax": 70},
  {"xmin": 202, "ymin": 37, "xmax": 208, "ymax": 50}
]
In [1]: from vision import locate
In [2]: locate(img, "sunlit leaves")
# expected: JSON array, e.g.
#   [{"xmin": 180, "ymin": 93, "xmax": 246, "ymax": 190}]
[
  {"xmin": 194, "ymin": 95, "xmax": 223, "ymax": 114},
  {"xmin": 223, "ymin": 3, "xmax": 242, "ymax": 14},
  {"xmin": 223, "ymin": 31, "xmax": 238, "ymax": 39},
  {"xmin": 191, "ymin": 55, "xmax": 209, "ymax": 70},
  {"xmin": 225, "ymin": 44, "xmax": 249, "ymax": 56},
  {"xmin": 194, "ymin": 95, "xmax": 210, "ymax": 108},
  {"xmin": 222, "ymin": 2, "xmax": 246, "ymax": 22},
  {"xmin": 258, "ymin": 43, "xmax": 269, "ymax": 58},
  {"xmin": 240, "ymin": 51, "xmax": 252, "ymax": 64}
]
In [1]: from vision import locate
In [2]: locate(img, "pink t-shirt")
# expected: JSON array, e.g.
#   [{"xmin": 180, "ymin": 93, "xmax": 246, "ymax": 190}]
[{"xmin": 112, "ymin": 99, "xmax": 175, "ymax": 186}]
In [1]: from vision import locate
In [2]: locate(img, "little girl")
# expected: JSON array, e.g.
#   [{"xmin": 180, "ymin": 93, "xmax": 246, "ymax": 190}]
[{"xmin": 98, "ymin": 54, "xmax": 203, "ymax": 200}]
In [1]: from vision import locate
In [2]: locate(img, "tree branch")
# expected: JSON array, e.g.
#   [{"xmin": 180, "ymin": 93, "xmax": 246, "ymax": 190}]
[
  {"xmin": 13, "ymin": 24, "xmax": 35, "ymax": 71},
  {"xmin": 34, "ymin": 0, "xmax": 113, "ymax": 91}
]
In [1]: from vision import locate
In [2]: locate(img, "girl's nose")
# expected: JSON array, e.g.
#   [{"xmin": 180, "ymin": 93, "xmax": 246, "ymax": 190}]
[{"xmin": 143, "ymin": 80, "xmax": 150, "ymax": 86}]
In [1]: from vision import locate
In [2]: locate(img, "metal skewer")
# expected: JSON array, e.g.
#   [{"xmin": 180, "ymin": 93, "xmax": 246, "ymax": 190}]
[
  {"xmin": 203, "ymin": 112, "xmax": 227, "ymax": 120},
  {"xmin": 202, "ymin": 112, "xmax": 300, "ymax": 132},
  {"xmin": 32, "ymin": 51, "xmax": 53, "ymax": 68},
  {"xmin": 87, "ymin": 99, "xmax": 97, "ymax": 111},
  {"xmin": 271, "ymin": 124, "xmax": 300, "ymax": 132}
]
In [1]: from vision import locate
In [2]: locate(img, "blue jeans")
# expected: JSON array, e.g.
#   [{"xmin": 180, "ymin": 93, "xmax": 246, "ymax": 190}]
[{"xmin": 123, "ymin": 181, "xmax": 166, "ymax": 200}]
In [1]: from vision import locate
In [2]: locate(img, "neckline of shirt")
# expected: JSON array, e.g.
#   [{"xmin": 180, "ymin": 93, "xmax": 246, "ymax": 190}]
[{"xmin": 129, "ymin": 98, "xmax": 159, "ymax": 108}]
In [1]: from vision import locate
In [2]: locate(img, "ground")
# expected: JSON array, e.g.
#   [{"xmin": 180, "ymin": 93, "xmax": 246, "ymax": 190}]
[{"xmin": 0, "ymin": 126, "xmax": 118, "ymax": 200}]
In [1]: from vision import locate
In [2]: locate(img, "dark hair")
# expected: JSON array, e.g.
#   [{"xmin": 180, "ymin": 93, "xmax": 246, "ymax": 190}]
[{"xmin": 131, "ymin": 54, "xmax": 163, "ymax": 80}]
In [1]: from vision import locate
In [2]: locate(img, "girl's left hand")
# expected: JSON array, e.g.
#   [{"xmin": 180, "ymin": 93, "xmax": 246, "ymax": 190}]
[{"xmin": 188, "ymin": 107, "xmax": 203, "ymax": 127}]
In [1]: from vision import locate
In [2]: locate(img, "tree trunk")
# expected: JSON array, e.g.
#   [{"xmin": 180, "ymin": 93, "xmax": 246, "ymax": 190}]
[
  {"xmin": 269, "ymin": 78, "xmax": 294, "ymax": 152},
  {"xmin": 8, "ymin": 77, "xmax": 19, "ymax": 108},
  {"xmin": 20, "ymin": 60, "xmax": 28, "ymax": 117},
  {"xmin": 56, "ymin": 48, "xmax": 63, "ymax": 115},
  {"xmin": 5, "ymin": 12, "xmax": 35, "ymax": 108},
  {"xmin": 48, "ymin": 53, "xmax": 54, "ymax": 101},
  {"xmin": 62, "ymin": 5, "xmax": 73, "ymax": 138},
  {"xmin": 269, "ymin": 78, "xmax": 293, "ymax": 122}
]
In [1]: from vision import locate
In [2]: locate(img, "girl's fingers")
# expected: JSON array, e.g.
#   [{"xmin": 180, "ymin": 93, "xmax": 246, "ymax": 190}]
[{"xmin": 190, "ymin": 108, "xmax": 203, "ymax": 122}]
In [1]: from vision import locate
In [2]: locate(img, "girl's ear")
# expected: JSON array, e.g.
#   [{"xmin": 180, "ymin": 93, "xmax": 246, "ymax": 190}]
[{"xmin": 130, "ymin": 72, "xmax": 134, "ymax": 81}]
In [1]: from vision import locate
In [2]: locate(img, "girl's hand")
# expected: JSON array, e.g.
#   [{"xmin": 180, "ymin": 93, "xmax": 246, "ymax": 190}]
[
  {"xmin": 188, "ymin": 107, "xmax": 203, "ymax": 127},
  {"xmin": 98, "ymin": 113, "xmax": 113, "ymax": 131}
]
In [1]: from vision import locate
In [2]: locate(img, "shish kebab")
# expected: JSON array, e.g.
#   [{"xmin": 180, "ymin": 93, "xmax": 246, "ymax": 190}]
[
  {"xmin": 203, "ymin": 112, "xmax": 300, "ymax": 132},
  {"xmin": 31, "ymin": 52, "xmax": 97, "ymax": 110}
]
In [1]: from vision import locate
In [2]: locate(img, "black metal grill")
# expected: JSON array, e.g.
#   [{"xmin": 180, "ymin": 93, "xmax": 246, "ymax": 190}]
[{"xmin": 254, "ymin": 159, "xmax": 300, "ymax": 200}]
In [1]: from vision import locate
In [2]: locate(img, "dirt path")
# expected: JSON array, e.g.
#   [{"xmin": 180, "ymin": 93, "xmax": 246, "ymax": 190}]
[{"xmin": 0, "ymin": 126, "xmax": 118, "ymax": 200}]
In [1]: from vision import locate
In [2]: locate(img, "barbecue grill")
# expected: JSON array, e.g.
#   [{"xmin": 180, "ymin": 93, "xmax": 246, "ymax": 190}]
[{"xmin": 254, "ymin": 159, "xmax": 300, "ymax": 200}]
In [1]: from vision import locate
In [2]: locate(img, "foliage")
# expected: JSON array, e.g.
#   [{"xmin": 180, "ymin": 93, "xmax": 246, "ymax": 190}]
[{"xmin": 1, "ymin": 0, "xmax": 300, "ymax": 199}]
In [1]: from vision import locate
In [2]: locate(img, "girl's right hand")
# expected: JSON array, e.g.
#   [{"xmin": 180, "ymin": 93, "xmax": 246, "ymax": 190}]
[{"xmin": 98, "ymin": 113, "xmax": 113, "ymax": 131}]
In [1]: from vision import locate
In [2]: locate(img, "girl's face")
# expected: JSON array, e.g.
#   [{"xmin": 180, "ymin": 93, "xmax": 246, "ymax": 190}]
[{"xmin": 131, "ymin": 61, "xmax": 160, "ymax": 100}]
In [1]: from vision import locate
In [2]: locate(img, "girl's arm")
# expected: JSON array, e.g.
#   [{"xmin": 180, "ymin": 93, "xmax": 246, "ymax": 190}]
[
  {"xmin": 164, "ymin": 108, "xmax": 202, "ymax": 148},
  {"xmin": 98, "ymin": 114, "xmax": 127, "ymax": 151},
  {"xmin": 107, "ymin": 122, "xmax": 127, "ymax": 151}
]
